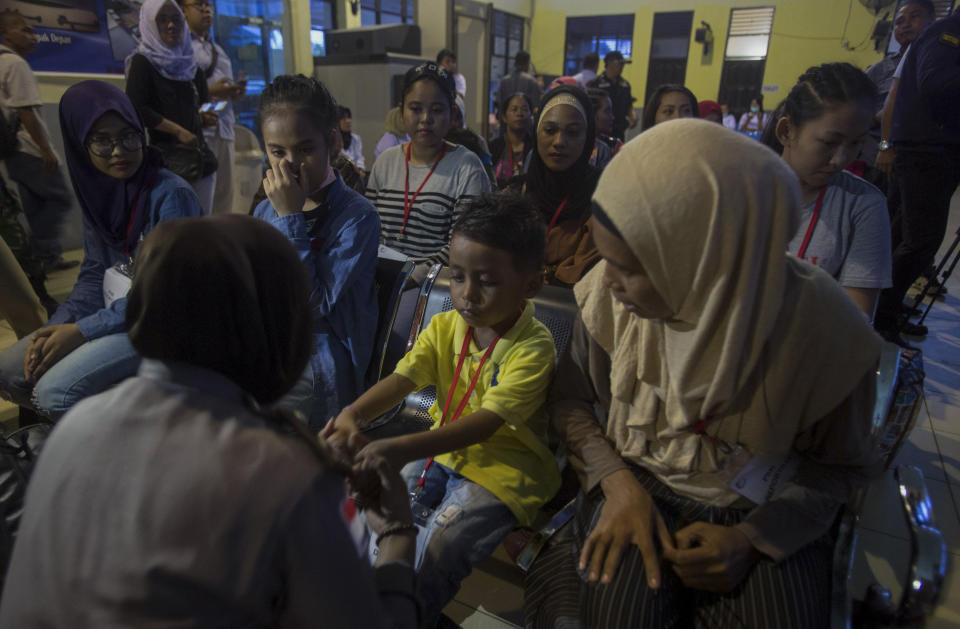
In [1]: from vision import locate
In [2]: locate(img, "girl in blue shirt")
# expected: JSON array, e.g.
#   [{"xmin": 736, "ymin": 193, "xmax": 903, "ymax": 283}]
[
  {"xmin": 0, "ymin": 80, "xmax": 203, "ymax": 419},
  {"xmin": 253, "ymin": 75, "xmax": 380, "ymax": 431}
]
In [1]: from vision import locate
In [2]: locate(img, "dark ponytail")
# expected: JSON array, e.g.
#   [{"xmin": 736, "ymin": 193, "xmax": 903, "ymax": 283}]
[
  {"xmin": 762, "ymin": 62, "xmax": 877, "ymax": 155},
  {"xmin": 258, "ymin": 74, "xmax": 340, "ymax": 138}
]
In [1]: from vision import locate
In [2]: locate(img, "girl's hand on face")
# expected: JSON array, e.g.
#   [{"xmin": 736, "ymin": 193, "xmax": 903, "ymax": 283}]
[{"xmin": 263, "ymin": 160, "xmax": 310, "ymax": 216}]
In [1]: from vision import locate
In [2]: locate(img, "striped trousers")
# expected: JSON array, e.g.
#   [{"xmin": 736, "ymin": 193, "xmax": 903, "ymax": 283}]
[{"xmin": 523, "ymin": 465, "xmax": 833, "ymax": 629}]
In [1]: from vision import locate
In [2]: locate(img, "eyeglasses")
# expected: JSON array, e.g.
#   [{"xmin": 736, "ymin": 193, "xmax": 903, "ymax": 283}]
[{"xmin": 87, "ymin": 132, "xmax": 144, "ymax": 158}]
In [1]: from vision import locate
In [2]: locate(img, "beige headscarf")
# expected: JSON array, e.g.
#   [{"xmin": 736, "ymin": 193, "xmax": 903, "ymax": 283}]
[{"xmin": 577, "ymin": 119, "xmax": 882, "ymax": 505}]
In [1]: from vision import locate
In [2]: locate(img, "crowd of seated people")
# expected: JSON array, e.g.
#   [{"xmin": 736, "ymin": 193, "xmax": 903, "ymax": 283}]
[{"xmin": 0, "ymin": 1, "xmax": 956, "ymax": 626}]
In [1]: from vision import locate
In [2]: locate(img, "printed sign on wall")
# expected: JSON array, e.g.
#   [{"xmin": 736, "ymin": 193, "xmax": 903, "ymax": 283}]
[{"xmin": 0, "ymin": 0, "xmax": 145, "ymax": 74}]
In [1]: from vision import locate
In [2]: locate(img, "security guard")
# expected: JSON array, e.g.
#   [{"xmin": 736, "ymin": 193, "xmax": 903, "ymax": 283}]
[
  {"xmin": 587, "ymin": 51, "xmax": 637, "ymax": 141},
  {"xmin": 875, "ymin": 7, "xmax": 960, "ymax": 344}
]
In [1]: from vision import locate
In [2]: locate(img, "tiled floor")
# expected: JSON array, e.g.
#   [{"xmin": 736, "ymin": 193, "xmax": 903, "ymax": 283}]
[{"xmin": 2, "ymin": 203, "xmax": 959, "ymax": 628}]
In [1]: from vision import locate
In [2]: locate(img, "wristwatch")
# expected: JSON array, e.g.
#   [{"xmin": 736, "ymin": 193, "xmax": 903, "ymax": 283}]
[{"xmin": 879, "ymin": 139, "xmax": 893, "ymax": 151}]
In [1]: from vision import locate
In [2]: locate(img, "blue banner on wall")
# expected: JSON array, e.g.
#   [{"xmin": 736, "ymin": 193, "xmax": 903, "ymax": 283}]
[{"xmin": 0, "ymin": 0, "xmax": 145, "ymax": 74}]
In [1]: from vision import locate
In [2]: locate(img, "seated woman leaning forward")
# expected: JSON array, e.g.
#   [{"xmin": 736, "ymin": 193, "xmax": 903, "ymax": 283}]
[
  {"xmin": 0, "ymin": 80, "xmax": 202, "ymax": 419},
  {"xmin": 0, "ymin": 215, "xmax": 420, "ymax": 628},
  {"xmin": 523, "ymin": 119, "xmax": 884, "ymax": 629}
]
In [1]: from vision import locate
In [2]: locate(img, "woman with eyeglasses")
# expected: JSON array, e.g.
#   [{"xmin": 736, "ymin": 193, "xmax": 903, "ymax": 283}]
[
  {"xmin": 0, "ymin": 80, "xmax": 203, "ymax": 421},
  {"xmin": 125, "ymin": 0, "xmax": 219, "ymax": 212}
]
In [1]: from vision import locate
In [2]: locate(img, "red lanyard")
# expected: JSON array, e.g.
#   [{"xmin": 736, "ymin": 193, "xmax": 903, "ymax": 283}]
[
  {"xmin": 547, "ymin": 197, "xmax": 569, "ymax": 232},
  {"xmin": 415, "ymin": 310, "xmax": 523, "ymax": 490},
  {"xmin": 796, "ymin": 187, "xmax": 827, "ymax": 260},
  {"xmin": 508, "ymin": 142, "xmax": 522, "ymax": 176},
  {"xmin": 401, "ymin": 142, "xmax": 447, "ymax": 233}
]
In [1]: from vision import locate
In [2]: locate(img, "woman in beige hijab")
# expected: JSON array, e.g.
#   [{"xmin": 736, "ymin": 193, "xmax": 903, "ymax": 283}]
[{"xmin": 524, "ymin": 119, "xmax": 883, "ymax": 628}]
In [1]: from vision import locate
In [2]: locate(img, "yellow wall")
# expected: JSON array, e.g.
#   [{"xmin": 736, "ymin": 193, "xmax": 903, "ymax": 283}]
[{"xmin": 530, "ymin": 0, "xmax": 891, "ymax": 107}]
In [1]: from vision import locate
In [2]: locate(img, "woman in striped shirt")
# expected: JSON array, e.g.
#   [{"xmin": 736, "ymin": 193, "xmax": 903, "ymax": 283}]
[{"xmin": 367, "ymin": 63, "xmax": 491, "ymax": 284}]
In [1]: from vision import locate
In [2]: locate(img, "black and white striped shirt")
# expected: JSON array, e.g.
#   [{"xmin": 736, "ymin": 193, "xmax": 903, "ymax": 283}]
[{"xmin": 367, "ymin": 143, "xmax": 491, "ymax": 265}]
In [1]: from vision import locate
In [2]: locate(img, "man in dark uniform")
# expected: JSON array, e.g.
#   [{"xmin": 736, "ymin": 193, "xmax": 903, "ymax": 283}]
[
  {"xmin": 587, "ymin": 51, "xmax": 637, "ymax": 141},
  {"xmin": 875, "ymin": 7, "xmax": 960, "ymax": 345}
]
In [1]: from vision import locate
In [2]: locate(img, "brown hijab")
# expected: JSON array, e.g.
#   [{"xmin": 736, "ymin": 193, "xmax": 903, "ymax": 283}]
[{"xmin": 125, "ymin": 215, "xmax": 312, "ymax": 405}]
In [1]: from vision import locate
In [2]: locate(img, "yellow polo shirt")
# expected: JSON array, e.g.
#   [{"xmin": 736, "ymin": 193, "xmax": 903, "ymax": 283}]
[{"xmin": 394, "ymin": 301, "xmax": 560, "ymax": 526}]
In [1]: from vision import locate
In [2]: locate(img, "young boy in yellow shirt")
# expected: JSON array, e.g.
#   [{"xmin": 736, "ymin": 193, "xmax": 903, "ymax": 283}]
[{"xmin": 327, "ymin": 194, "xmax": 560, "ymax": 627}]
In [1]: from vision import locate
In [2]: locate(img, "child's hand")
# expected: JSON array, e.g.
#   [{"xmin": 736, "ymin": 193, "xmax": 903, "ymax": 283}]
[
  {"xmin": 356, "ymin": 437, "xmax": 408, "ymax": 473},
  {"xmin": 351, "ymin": 452, "xmax": 414, "ymax": 535},
  {"xmin": 263, "ymin": 159, "xmax": 310, "ymax": 216},
  {"xmin": 322, "ymin": 409, "xmax": 366, "ymax": 456}
]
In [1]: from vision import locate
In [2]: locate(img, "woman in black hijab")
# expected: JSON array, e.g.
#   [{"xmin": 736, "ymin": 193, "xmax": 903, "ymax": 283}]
[
  {"xmin": 512, "ymin": 85, "xmax": 601, "ymax": 286},
  {"xmin": 1, "ymin": 215, "xmax": 421, "ymax": 628}
]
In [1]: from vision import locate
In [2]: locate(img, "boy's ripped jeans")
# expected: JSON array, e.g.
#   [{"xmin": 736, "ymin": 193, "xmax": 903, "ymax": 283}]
[{"xmin": 370, "ymin": 459, "xmax": 516, "ymax": 629}]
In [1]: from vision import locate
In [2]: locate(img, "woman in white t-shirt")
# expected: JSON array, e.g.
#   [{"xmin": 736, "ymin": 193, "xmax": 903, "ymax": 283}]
[
  {"xmin": 763, "ymin": 62, "xmax": 891, "ymax": 319},
  {"xmin": 338, "ymin": 105, "xmax": 365, "ymax": 172},
  {"xmin": 738, "ymin": 95, "xmax": 770, "ymax": 134}
]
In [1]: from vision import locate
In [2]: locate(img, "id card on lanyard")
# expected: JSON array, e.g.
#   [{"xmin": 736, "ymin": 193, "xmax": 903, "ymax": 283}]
[{"xmin": 409, "ymin": 309, "xmax": 523, "ymax": 525}]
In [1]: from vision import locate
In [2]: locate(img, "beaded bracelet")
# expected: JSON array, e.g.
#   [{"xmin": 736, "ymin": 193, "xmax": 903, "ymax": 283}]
[{"xmin": 376, "ymin": 522, "xmax": 418, "ymax": 547}]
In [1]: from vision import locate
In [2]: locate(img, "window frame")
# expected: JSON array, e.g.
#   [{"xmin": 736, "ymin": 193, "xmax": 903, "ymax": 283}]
[
  {"xmin": 360, "ymin": 0, "xmax": 416, "ymax": 26},
  {"xmin": 562, "ymin": 14, "xmax": 635, "ymax": 78}
]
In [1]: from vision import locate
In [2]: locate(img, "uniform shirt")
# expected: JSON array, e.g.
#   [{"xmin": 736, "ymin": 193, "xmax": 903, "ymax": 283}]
[
  {"xmin": 191, "ymin": 35, "xmax": 235, "ymax": 141},
  {"xmin": 892, "ymin": 10, "xmax": 960, "ymax": 148},
  {"xmin": 47, "ymin": 169, "xmax": 203, "ymax": 340},
  {"xmin": 394, "ymin": 304, "xmax": 561, "ymax": 525},
  {"xmin": 342, "ymin": 132, "xmax": 365, "ymax": 170},
  {"xmin": 454, "ymin": 72, "xmax": 467, "ymax": 97},
  {"xmin": 866, "ymin": 51, "xmax": 904, "ymax": 109},
  {"xmin": 0, "ymin": 44, "xmax": 51, "ymax": 159},
  {"xmin": 0, "ymin": 359, "xmax": 418, "ymax": 628},
  {"xmin": 787, "ymin": 170, "xmax": 891, "ymax": 289},
  {"xmin": 254, "ymin": 172, "xmax": 379, "ymax": 420},
  {"xmin": 587, "ymin": 73, "xmax": 633, "ymax": 140},
  {"xmin": 366, "ymin": 143, "xmax": 490, "ymax": 265}
]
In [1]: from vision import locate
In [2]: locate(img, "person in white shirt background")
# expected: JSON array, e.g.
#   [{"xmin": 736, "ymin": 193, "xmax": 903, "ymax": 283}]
[
  {"xmin": 437, "ymin": 49, "xmax": 467, "ymax": 100},
  {"xmin": 179, "ymin": 0, "xmax": 247, "ymax": 215},
  {"xmin": 573, "ymin": 52, "xmax": 599, "ymax": 88},
  {"xmin": 338, "ymin": 105, "xmax": 365, "ymax": 172}
]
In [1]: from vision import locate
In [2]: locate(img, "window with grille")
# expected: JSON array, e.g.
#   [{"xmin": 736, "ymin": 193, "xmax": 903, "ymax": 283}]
[
  {"xmin": 360, "ymin": 0, "xmax": 416, "ymax": 26},
  {"xmin": 723, "ymin": 7, "xmax": 775, "ymax": 60},
  {"xmin": 310, "ymin": 0, "xmax": 336, "ymax": 56},
  {"xmin": 563, "ymin": 15, "xmax": 634, "ymax": 77}
]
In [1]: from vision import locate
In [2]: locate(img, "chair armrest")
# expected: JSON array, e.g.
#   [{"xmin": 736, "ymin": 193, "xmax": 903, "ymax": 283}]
[{"xmin": 895, "ymin": 465, "xmax": 948, "ymax": 621}]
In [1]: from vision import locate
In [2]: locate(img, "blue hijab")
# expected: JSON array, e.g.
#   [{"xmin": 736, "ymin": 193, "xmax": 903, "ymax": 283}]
[
  {"xmin": 126, "ymin": 0, "xmax": 197, "ymax": 82},
  {"xmin": 59, "ymin": 80, "xmax": 164, "ymax": 254}
]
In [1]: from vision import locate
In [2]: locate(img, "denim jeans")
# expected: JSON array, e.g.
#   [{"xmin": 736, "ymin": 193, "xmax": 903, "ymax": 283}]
[
  {"xmin": 0, "ymin": 331, "xmax": 140, "ymax": 419},
  {"xmin": 4, "ymin": 152, "xmax": 72, "ymax": 263},
  {"xmin": 371, "ymin": 459, "xmax": 517, "ymax": 629}
]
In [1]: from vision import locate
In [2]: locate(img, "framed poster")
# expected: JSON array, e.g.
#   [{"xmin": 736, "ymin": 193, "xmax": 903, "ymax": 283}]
[{"xmin": 0, "ymin": 0, "xmax": 145, "ymax": 74}]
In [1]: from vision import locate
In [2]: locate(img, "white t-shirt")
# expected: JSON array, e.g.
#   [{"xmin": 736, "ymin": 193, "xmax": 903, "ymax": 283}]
[
  {"xmin": 454, "ymin": 73, "xmax": 467, "ymax": 98},
  {"xmin": 787, "ymin": 170, "xmax": 892, "ymax": 288},
  {"xmin": 573, "ymin": 69, "xmax": 597, "ymax": 87},
  {"xmin": 0, "ymin": 44, "xmax": 51, "ymax": 159}
]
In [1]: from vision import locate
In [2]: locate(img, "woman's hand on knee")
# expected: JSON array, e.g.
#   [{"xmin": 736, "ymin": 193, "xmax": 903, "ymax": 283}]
[
  {"xmin": 579, "ymin": 469, "xmax": 674, "ymax": 588},
  {"xmin": 664, "ymin": 522, "xmax": 763, "ymax": 593},
  {"xmin": 26, "ymin": 324, "xmax": 85, "ymax": 383}
]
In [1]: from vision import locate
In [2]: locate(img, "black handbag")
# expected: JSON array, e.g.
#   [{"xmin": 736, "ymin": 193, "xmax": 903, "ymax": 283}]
[
  {"xmin": 155, "ymin": 139, "xmax": 218, "ymax": 183},
  {"xmin": 0, "ymin": 422, "xmax": 52, "ymax": 588}
]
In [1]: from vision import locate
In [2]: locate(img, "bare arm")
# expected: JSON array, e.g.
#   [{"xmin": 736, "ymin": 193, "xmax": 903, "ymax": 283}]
[
  {"xmin": 359, "ymin": 409, "xmax": 503, "ymax": 469},
  {"xmin": 16, "ymin": 108, "xmax": 57, "ymax": 170},
  {"xmin": 153, "ymin": 118, "xmax": 198, "ymax": 146},
  {"xmin": 875, "ymin": 78, "xmax": 898, "ymax": 175},
  {"xmin": 844, "ymin": 287, "xmax": 879, "ymax": 321}
]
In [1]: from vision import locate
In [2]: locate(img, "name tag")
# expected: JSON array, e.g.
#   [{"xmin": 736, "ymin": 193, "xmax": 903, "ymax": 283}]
[
  {"xmin": 730, "ymin": 452, "xmax": 800, "ymax": 504},
  {"xmin": 103, "ymin": 265, "xmax": 133, "ymax": 308}
]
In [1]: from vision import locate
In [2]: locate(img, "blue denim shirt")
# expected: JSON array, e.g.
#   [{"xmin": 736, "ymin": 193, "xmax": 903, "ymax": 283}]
[
  {"xmin": 254, "ymin": 172, "xmax": 380, "ymax": 420},
  {"xmin": 47, "ymin": 169, "xmax": 203, "ymax": 340}
]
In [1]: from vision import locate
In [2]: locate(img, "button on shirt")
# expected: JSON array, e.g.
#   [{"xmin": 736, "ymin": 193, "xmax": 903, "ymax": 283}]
[{"xmin": 191, "ymin": 36, "xmax": 235, "ymax": 141}]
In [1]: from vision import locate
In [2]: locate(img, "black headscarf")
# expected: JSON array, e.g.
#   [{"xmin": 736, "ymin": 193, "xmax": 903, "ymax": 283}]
[
  {"xmin": 59, "ymin": 80, "xmax": 164, "ymax": 253},
  {"xmin": 125, "ymin": 215, "xmax": 312, "ymax": 405},
  {"xmin": 525, "ymin": 86, "xmax": 600, "ymax": 226}
]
